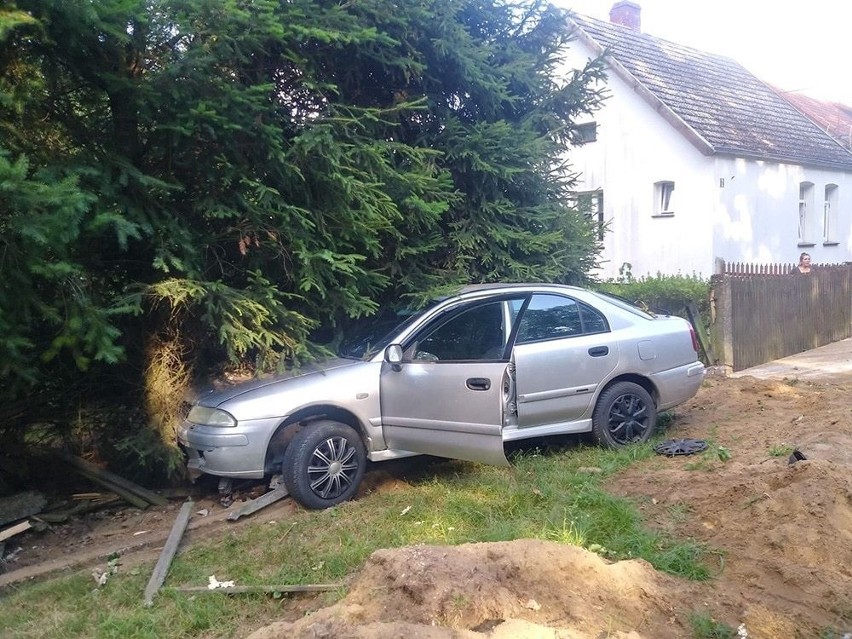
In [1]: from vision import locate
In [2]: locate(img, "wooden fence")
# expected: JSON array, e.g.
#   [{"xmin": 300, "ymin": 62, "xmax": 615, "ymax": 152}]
[
  {"xmin": 710, "ymin": 262, "xmax": 852, "ymax": 371},
  {"xmin": 720, "ymin": 260, "xmax": 829, "ymax": 275}
]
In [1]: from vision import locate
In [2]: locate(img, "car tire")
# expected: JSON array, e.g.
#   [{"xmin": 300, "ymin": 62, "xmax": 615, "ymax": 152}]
[
  {"xmin": 281, "ymin": 420, "xmax": 367, "ymax": 510},
  {"xmin": 591, "ymin": 381, "xmax": 657, "ymax": 448}
]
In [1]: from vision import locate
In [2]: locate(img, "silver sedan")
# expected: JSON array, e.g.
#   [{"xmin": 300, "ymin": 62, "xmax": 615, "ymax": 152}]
[{"xmin": 178, "ymin": 284, "xmax": 705, "ymax": 509}]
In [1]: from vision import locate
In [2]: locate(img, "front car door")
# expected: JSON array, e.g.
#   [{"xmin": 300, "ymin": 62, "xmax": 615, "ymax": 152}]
[
  {"xmin": 512, "ymin": 293, "xmax": 619, "ymax": 430},
  {"xmin": 380, "ymin": 299, "xmax": 517, "ymax": 466}
]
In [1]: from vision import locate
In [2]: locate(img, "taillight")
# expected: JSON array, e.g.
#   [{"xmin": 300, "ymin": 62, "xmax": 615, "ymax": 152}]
[{"xmin": 689, "ymin": 324, "xmax": 699, "ymax": 353}]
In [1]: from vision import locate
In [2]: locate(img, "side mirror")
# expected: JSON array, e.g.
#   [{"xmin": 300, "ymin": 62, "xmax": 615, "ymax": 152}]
[{"xmin": 384, "ymin": 344, "xmax": 403, "ymax": 368}]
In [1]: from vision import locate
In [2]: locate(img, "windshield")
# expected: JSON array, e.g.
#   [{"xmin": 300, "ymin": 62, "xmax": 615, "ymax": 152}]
[{"xmin": 336, "ymin": 304, "xmax": 433, "ymax": 359}]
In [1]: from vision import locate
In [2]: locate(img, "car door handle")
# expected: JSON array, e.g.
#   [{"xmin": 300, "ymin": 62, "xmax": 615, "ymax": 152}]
[
  {"xmin": 588, "ymin": 346, "xmax": 609, "ymax": 357},
  {"xmin": 466, "ymin": 377, "xmax": 491, "ymax": 391}
]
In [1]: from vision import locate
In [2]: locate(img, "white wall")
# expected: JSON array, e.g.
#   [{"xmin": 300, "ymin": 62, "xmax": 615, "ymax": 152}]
[
  {"xmin": 561, "ymin": 39, "xmax": 852, "ymax": 279},
  {"xmin": 713, "ymin": 157, "xmax": 852, "ymax": 267},
  {"xmin": 562, "ymin": 40, "xmax": 715, "ymax": 279}
]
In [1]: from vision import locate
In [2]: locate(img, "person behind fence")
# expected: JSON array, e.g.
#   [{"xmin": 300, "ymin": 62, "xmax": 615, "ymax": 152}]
[{"xmin": 792, "ymin": 252, "xmax": 812, "ymax": 274}]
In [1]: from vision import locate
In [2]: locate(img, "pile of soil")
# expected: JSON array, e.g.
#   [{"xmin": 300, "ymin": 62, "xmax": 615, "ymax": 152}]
[
  {"xmin": 249, "ymin": 540, "xmax": 704, "ymax": 639},
  {"xmin": 3, "ymin": 374, "xmax": 852, "ymax": 638}
]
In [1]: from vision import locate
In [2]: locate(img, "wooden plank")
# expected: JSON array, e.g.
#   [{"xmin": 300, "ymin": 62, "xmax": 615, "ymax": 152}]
[
  {"xmin": 72, "ymin": 493, "xmax": 105, "ymax": 501},
  {"xmin": 143, "ymin": 500, "xmax": 193, "ymax": 607},
  {"xmin": 36, "ymin": 496, "xmax": 123, "ymax": 523},
  {"xmin": 173, "ymin": 583, "xmax": 343, "ymax": 594},
  {"xmin": 0, "ymin": 520, "xmax": 32, "ymax": 543},
  {"xmin": 68, "ymin": 465, "xmax": 150, "ymax": 509},
  {"xmin": 226, "ymin": 486, "xmax": 289, "ymax": 521},
  {"xmin": 56, "ymin": 452, "xmax": 168, "ymax": 507}
]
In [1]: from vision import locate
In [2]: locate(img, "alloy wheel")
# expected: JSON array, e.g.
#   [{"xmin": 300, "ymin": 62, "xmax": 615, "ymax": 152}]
[{"xmin": 307, "ymin": 436, "xmax": 360, "ymax": 500}]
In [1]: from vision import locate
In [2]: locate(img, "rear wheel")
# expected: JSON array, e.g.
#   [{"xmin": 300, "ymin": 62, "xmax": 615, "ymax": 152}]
[
  {"xmin": 281, "ymin": 420, "xmax": 366, "ymax": 509},
  {"xmin": 591, "ymin": 381, "xmax": 657, "ymax": 448}
]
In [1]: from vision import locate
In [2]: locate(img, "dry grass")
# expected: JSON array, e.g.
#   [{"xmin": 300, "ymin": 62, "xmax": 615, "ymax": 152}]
[{"xmin": 143, "ymin": 331, "xmax": 193, "ymax": 445}]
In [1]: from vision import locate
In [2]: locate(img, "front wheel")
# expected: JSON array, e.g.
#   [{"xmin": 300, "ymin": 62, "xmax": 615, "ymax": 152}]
[
  {"xmin": 281, "ymin": 420, "xmax": 367, "ymax": 509},
  {"xmin": 591, "ymin": 381, "xmax": 657, "ymax": 448}
]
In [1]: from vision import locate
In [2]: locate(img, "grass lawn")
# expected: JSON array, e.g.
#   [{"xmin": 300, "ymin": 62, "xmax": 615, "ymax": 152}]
[{"xmin": 0, "ymin": 439, "xmax": 712, "ymax": 639}]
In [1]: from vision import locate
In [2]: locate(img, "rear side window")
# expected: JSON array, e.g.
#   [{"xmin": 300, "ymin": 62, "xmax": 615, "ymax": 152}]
[
  {"xmin": 590, "ymin": 291, "xmax": 654, "ymax": 319},
  {"xmin": 579, "ymin": 303, "xmax": 608, "ymax": 333},
  {"xmin": 516, "ymin": 295, "xmax": 609, "ymax": 343}
]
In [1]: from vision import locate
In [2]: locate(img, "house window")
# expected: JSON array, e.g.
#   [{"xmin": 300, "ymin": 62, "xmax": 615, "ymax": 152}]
[
  {"xmin": 654, "ymin": 181, "xmax": 675, "ymax": 215},
  {"xmin": 573, "ymin": 190, "xmax": 604, "ymax": 241},
  {"xmin": 799, "ymin": 181, "xmax": 814, "ymax": 245},
  {"xmin": 824, "ymin": 184, "xmax": 838, "ymax": 244},
  {"xmin": 575, "ymin": 122, "xmax": 597, "ymax": 144}
]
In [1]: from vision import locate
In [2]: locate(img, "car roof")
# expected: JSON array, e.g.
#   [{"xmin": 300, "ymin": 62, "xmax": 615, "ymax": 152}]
[{"xmin": 458, "ymin": 283, "xmax": 586, "ymax": 296}]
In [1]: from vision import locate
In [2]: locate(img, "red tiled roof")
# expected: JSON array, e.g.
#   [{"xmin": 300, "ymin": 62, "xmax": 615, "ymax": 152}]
[{"xmin": 777, "ymin": 90, "xmax": 852, "ymax": 151}]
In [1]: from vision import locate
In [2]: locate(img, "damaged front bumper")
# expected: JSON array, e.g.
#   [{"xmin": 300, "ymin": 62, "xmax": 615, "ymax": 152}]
[{"xmin": 177, "ymin": 417, "xmax": 280, "ymax": 480}]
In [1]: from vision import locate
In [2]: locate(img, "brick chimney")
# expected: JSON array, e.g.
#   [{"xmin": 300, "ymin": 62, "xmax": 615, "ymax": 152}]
[{"xmin": 609, "ymin": 1, "xmax": 641, "ymax": 31}]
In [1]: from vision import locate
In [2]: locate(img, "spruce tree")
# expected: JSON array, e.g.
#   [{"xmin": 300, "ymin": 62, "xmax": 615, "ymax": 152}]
[{"xmin": 0, "ymin": 0, "xmax": 606, "ymax": 460}]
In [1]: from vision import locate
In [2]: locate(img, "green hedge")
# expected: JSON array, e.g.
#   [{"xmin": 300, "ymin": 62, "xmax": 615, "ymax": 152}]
[
  {"xmin": 594, "ymin": 271, "xmax": 712, "ymax": 363},
  {"xmin": 594, "ymin": 270, "xmax": 711, "ymax": 320}
]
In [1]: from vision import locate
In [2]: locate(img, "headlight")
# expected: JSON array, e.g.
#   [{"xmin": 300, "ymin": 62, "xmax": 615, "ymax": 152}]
[{"xmin": 187, "ymin": 405, "xmax": 237, "ymax": 428}]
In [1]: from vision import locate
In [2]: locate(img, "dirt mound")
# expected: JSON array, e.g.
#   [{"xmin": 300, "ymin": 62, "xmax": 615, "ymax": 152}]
[
  {"xmin": 247, "ymin": 540, "xmax": 700, "ymax": 639},
  {"xmin": 606, "ymin": 376, "xmax": 852, "ymax": 637}
]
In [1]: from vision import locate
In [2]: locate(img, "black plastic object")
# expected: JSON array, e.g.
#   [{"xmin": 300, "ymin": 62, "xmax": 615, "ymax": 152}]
[
  {"xmin": 788, "ymin": 449, "xmax": 807, "ymax": 464},
  {"xmin": 653, "ymin": 438, "xmax": 708, "ymax": 456}
]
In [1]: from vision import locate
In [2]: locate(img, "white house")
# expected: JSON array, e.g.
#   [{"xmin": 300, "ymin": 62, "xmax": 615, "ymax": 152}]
[{"xmin": 562, "ymin": 2, "xmax": 852, "ymax": 279}]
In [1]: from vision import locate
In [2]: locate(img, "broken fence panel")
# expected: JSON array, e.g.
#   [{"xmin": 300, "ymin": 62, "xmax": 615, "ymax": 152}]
[{"xmin": 143, "ymin": 500, "xmax": 193, "ymax": 607}]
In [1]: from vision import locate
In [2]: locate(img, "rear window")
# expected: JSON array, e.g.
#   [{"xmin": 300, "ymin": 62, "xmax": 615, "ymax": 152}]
[{"xmin": 589, "ymin": 291, "xmax": 655, "ymax": 319}]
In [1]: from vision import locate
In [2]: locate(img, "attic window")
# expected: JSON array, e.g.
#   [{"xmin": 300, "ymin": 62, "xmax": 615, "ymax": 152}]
[
  {"xmin": 575, "ymin": 122, "xmax": 597, "ymax": 145},
  {"xmin": 654, "ymin": 181, "xmax": 675, "ymax": 216}
]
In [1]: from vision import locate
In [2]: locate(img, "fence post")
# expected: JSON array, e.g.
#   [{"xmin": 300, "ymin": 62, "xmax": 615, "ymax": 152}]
[{"xmin": 709, "ymin": 274, "xmax": 733, "ymax": 371}]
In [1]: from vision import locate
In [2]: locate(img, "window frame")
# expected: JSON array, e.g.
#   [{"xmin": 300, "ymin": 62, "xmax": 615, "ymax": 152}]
[
  {"xmin": 575, "ymin": 121, "xmax": 598, "ymax": 145},
  {"xmin": 653, "ymin": 180, "xmax": 675, "ymax": 216},
  {"xmin": 824, "ymin": 183, "xmax": 839, "ymax": 245},
  {"xmin": 573, "ymin": 189, "xmax": 605, "ymax": 241},
  {"xmin": 515, "ymin": 294, "xmax": 610, "ymax": 345},
  {"xmin": 798, "ymin": 181, "xmax": 815, "ymax": 246},
  {"xmin": 402, "ymin": 296, "xmax": 524, "ymax": 363}
]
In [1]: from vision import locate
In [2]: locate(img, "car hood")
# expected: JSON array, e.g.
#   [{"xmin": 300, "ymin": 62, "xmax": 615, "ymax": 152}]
[{"xmin": 193, "ymin": 357, "xmax": 361, "ymax": 406}]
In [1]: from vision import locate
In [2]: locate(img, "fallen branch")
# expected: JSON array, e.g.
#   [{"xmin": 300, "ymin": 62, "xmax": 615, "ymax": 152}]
[
  {"xmin": 173, "ymin": 583, "xmax": 343, "ymax": 594},
  {"xmin": 143, "ymin": 500, "xmax": 193, "ymax": 607}
]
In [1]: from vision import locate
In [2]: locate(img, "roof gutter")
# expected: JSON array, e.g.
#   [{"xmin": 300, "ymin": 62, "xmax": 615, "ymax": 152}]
[
  {"xmin": 713, "ymin": 149, "xmax": 852, "ymax": 173},
  {"xmin": 570, "ymin": 21, "xmax": 716, "ymax": 157}
]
